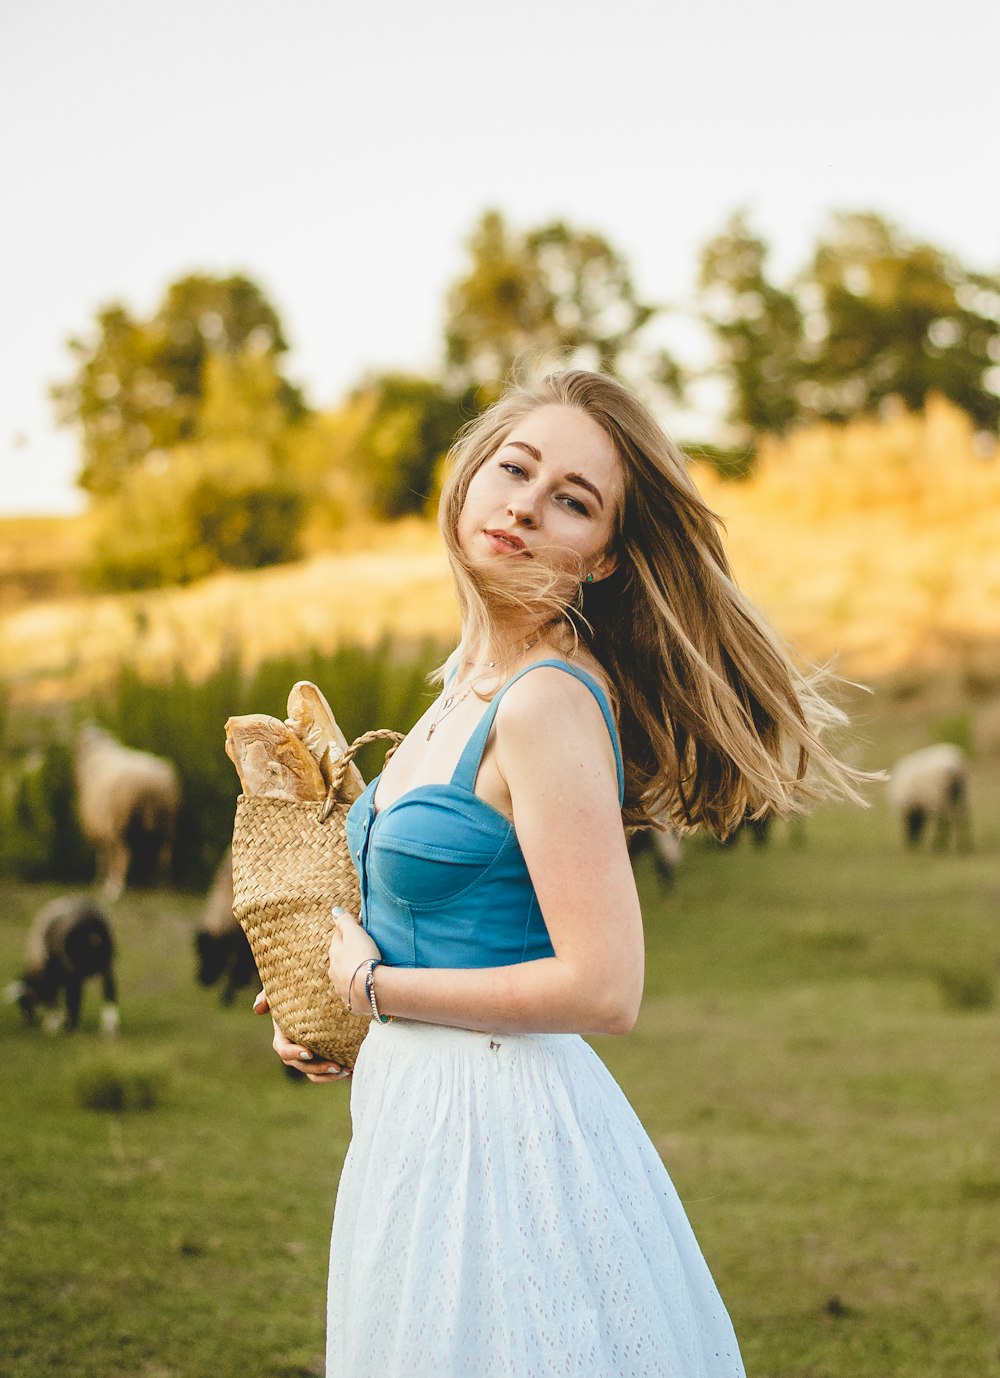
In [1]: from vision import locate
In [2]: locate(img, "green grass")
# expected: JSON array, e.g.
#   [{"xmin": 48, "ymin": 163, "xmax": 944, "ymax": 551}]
[{"xmin": 2, "ymin": 749, "xmax": 999, "ymax": 1376}]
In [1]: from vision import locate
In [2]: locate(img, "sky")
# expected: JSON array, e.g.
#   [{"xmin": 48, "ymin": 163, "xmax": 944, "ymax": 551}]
[{"xmin": 1, "ymin": 0, "xmax": 997, "ymax": 514}]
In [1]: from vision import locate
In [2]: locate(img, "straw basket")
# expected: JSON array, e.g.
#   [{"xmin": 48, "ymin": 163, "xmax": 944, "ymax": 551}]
[{"xmin": 231, "ymin": 728, "xmax": 403, "ymax": 1067}]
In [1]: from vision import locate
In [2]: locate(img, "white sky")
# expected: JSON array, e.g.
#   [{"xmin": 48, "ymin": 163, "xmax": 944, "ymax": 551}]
[{"xmin": 1, "ymin": 0, "xmax": 996, "ymax": 514}]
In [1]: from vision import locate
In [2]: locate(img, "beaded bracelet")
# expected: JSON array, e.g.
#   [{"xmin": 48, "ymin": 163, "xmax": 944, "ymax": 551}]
[{"xmin": 364, "ymin": 958, "xmax": 390, "ymax": 1024}]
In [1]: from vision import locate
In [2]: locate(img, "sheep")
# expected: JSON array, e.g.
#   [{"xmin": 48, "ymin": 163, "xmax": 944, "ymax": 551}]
[
  {"xmin": 886, "ymin": 743, "xmax": 972, "ymax": 851},
  {"xmin": 194, "ymin": 851, "xmax": 304, "ymax": 1083},
  {"xmin": 628, "ymin": 824, "xmax": 683, "ymax": 886},
  {"xmin": 194, "ymin": 848, "xmax": 258, "ymax": 1004},
  {"xmin": 74, "ymin": 725, "xmax": 181, "ymax": 899},
  {"xmin": 6, "ymin": 895, "xmax": 119, "ymax": 1034},
  {"xmin": 719, "ymin": 813, "xmax": 807, "ymax": 849}
]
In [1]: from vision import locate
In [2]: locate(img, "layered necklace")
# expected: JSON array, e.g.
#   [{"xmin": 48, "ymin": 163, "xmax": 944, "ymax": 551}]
[{"xmin": 426, "ymin": 635, "xmax": 541, "ymax": 740}]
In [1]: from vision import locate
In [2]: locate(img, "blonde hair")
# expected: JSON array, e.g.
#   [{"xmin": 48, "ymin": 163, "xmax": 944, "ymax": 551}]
[{"xmin": 438, "ymin": 369, "xmax": 873, "ymax": 836}]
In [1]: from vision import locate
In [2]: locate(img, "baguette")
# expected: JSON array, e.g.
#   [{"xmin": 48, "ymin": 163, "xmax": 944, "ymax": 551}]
[
  {"xmin": 285, "ymin": 680, "xmax": 366, "ymax": 803},
  {"xmin": 224, "ymin": 714, "xmax": 326, "ymax": 801}
]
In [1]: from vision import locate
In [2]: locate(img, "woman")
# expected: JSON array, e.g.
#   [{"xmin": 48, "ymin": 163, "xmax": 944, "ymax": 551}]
[{"xmin": 257, "ymin": 370, "xmax": 869, "ymax": 1376}]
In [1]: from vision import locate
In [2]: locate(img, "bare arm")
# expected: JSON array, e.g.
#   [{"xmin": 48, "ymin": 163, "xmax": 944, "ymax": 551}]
[{"xmin": 329, "ymin": 669, "xmax": 645, "ymax": 1036}]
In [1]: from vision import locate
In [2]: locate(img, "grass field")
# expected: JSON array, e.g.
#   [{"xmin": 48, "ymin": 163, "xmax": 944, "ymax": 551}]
[{"xmin": 1, "ymin": 692, "xmax": 998, "ymax": 1378}]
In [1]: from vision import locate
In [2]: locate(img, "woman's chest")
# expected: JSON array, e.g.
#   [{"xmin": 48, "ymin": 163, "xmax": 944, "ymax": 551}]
[{"xmin": 374, "ymin": 698, "xmax": 513, "ymax": 822}]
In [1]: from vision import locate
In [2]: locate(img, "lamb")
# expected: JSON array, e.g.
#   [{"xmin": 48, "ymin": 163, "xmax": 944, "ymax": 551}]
[
  {"xmin": 6, "ymin": 895, "xmax": 119, "ymax": 1034},
  {"xmin": 194, "ymin": 848, "xmax": 258, "ymax": 1004},
  {"xmin": 886, "ymin": 743, "xmax": 971, "ymax": 850},
  {"xmin": 628, "ymin": 824, "xmax": 683, "ymax": 885},
  {"xmin": 74, "ymin": 724, "xmax": 181, "ymax": 899}
]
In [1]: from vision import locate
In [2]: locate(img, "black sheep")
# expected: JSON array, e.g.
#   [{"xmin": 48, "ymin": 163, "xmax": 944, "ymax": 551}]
[
  {"xmin": 8, "ymin": 896, "xmax": 119, "ymax": 1033},
  {"xmin": 194, "ymin": 849, "xmax": 259, "ymax": 1004}
]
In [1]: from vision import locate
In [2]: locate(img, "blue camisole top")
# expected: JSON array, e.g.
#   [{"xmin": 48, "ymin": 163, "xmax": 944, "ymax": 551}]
[{"xmin": 344, "ymin": 659, "xmax": 625, "ymax": 970}]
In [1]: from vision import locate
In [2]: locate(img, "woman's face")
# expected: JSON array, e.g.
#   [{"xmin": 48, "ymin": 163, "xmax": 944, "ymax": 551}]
[{"xmin": 457, "ymin": 404, "xmax": 622, "ymax": 584}]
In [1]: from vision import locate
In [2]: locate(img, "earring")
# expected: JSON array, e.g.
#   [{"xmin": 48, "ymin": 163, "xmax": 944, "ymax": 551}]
[{"xmin": 583, "ymin": 572, "xmax": 595, "ymax": 584}]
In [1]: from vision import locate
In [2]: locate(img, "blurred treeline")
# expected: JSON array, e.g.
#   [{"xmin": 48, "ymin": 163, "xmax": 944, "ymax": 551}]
[
  {"xmin": 0, "ymin": 637, "xmax": 448, "ymax": 890},
  {"xmin": 50, "ymin": 206, "xmax": 1000, "ymax": 591}
]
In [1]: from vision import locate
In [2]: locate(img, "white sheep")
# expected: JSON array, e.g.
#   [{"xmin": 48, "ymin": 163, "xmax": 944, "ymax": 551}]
[
  {"xmin": 886, "ymin": 743, "xmax": 971, "ymax": 851},
  {"xmin": 74, "ymin": 725, "xmax": 181, "ymax": 899}
]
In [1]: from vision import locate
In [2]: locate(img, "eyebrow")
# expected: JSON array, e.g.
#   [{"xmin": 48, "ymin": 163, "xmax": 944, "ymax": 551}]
[{"xmin": 505, "ymin": 440, "xmax": 605, "ymax": 511}]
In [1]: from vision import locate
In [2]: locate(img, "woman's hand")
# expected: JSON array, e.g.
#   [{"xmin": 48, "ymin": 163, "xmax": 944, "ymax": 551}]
[
  {"xmin": 328, "ymin": 905, "xmax": 382, "ymax": 1012},
  {"xmin": 252, "ymin": 989, "xmax": 352, "ymax": 1082}
]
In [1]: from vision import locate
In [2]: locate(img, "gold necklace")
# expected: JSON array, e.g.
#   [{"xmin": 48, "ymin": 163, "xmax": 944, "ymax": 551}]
[
  {"xmin": 426, "ymin": 683, "xmax": 475, "ymax": 739},
  {"xmin": 426, "ymin": 635, "xmax": 541, "ymax": 741}
]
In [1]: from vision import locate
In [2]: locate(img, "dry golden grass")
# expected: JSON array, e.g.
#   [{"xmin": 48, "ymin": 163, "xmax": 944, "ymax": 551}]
[
  {"xmin": 0, "ymin": 518, "xmax": 457, "ymax": 700},
  {"xmin": 693, "ymin": 396, "xmax": 1000, "ymax": 682},
  {"xmin": 2, "ymin": 396, "xmax": 998, "ymax": 700}
]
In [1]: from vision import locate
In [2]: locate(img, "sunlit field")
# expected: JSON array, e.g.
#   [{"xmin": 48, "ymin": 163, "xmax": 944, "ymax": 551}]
[
  {"xmin": 1, "ymin": 689, "xmax": 998, "ymax": 1378},
  {"xmin": 693, "ymin": 396, "xmax": 1000, "ymax": 683},
  {"xmin": 3, "ymin": 399, "xmax": 999, "ymax": 705},
  {"xmin": 0, "ymin": 519, "xmax": 456, "ymax": 702}
]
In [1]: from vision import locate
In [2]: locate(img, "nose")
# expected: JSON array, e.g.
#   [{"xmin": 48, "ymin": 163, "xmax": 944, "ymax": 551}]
[{"xmin": 507, "ymin": 488, "xmax": 540, "ymax": 527}]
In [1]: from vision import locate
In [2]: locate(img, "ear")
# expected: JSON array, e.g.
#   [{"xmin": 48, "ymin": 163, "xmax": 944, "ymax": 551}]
[{"xmin": 589, "ymin": 546, "xmax": 619, "ymax": 583}]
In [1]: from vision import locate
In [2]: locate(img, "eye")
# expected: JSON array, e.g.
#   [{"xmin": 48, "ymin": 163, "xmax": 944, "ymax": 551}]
[
  {"xmin": 499, "ymin": 461, "xmax": 526, "ymax": 478},
  {"xmin": 559, "ymin": 494, "xmax": 591, "ymax": 517}
]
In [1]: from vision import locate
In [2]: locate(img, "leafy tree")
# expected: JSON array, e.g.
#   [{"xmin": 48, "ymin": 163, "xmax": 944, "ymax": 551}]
[
  {"xmin": 696, "ymin": 210, "xmax": 806, "ymax": 441},
  {"xmin": 350, "ymin": 373, "xmax": 469, "ymax": 519},
  {"xmin": 53, "ymin": 273, "xmax": 308, "ymax": 496},
  {"xmin": 803, "ymin": 211, "xmax": 1000, "ymax": 431},
  {"xmin": 85, "ymin": 348, "xmax": 306, "ymax": 589},
  {"xmin": 86, "ymin": 439, "xmax": 306, "ymax": 590},
  {"xmin": 443, "ymin": 210, "xmax": 675, "ymax": 399}
]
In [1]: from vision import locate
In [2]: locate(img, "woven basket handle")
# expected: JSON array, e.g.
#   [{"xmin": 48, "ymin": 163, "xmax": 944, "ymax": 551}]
[{"xmin": 320, "ymin": 728, "xmax": 404, "ymax": 822}]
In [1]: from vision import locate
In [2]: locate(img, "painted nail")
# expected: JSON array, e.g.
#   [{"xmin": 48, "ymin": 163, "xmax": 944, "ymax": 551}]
[{"xmin": 298, "ymin": 1050, "xmax": 313, "ymax": 1061}]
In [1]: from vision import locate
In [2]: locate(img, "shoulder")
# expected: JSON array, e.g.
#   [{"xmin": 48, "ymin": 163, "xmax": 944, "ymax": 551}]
[{"xmin": 493, "ymin": 662, "xmax": 617, "ymax": 766}]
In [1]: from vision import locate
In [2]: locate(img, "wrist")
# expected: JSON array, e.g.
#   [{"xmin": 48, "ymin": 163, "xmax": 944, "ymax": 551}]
[{"xmin": 365, "ymin": 958, "xmax": 392, "ymax": 1024}]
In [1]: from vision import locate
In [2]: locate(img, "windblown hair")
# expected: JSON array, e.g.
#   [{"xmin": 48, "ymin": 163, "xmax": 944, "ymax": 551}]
[{"xmin": 438, "ymin": 368, "xmax": 874, "ymax": 837}]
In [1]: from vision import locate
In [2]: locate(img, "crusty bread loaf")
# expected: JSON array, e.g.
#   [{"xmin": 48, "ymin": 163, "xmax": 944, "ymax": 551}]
[
  {"xmin": 285, "ymin": 680, "xmax": 365, "ymax": 803},
  {"xmin": 224, "ymin": 714, "xmax": 326, "ymax": 801}
]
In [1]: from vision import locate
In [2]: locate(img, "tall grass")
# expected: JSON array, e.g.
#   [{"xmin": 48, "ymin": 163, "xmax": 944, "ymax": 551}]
[
  {"xmin": 0, "ymin": 636, "xmax": 450, "ymax": 889},
  {"xmin": 0, "ymin": 518, "xmax": 456, "ymax": 702}
]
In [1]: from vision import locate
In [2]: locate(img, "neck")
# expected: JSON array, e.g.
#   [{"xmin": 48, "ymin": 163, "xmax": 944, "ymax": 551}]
[
  {"xmin": 462, "ymin": 622, "xmax": 558, "ymax": 673},
  {"xmin": 451, "ymin": 606, "xmax": 580, "ymax": 692}
]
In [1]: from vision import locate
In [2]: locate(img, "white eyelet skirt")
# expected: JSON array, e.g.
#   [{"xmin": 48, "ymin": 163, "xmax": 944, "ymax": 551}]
[{"xmin": 327, "ymin": 1019, "xmax": 746, "ymax": 1378}]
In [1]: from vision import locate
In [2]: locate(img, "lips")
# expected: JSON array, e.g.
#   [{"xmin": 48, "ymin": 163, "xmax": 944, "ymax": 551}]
[{"xmin": 484, "ymin": 528, "xmax": 531, "ymax": 556}]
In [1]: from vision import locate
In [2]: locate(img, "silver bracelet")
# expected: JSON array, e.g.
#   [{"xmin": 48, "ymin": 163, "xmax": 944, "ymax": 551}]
[{"xmin": 347, "ymin": 958, "xmax": 370, "ymax": 1014}]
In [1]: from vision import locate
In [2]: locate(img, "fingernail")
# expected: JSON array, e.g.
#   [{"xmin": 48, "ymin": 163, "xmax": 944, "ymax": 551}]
[
  {"xmin": 252, "ymin": 993, "xmax": 265, "ymax": 1010},
  {"xmin": 332, "ymin": 906, "xmax": 346, "ymax": 916},
  {"xmin": 298, "ymin": 1050, "xmax": 313, "ymax": 1061}
]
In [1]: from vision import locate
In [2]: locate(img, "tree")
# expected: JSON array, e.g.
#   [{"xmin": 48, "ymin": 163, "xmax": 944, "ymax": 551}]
[
  {"xmin": 696, "ymin": 210, "xmax": 806, "ymax": 441},
  {"xmin": 84, "ymin": 348, "xmax": 307, "ymax": 589},
  {"xmin": 349, "ymin": 373, "xmax": 469, "ymax": 519},
  {"xmin": 803, "ymin": 211, "xmax": 1000, "ymax": 431},
  {"xmin": 53, "ymin": 273, "xmax": 308, "ymax": 496},
  {"xmin": 443, "ymin": 210, "xmax": 675, "ymax": 399}
]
